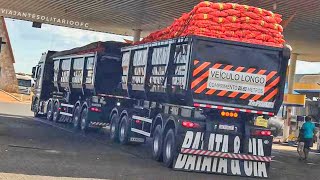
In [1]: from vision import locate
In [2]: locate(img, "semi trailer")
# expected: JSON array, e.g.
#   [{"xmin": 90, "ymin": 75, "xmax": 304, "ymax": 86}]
[{"xmin": 32, "ymin": 36, "xmax": 290, "ymax": 178}]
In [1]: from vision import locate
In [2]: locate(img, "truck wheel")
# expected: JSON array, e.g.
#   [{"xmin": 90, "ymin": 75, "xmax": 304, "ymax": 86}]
[
  {"xmin": 33, "ymin": 99, "xmax": 40, "ymax": 117},
  {"xmin": 163, "ymin": 129, "xmax": 176, "ymax": 168},
  {"xmin": 110, "ymin": 114, "xmax": 119, "ymax": 142},
  {"xmin": 46, "ymin": 101, "xmax": 53, "ymax": 121},
  {"xmin": 152, "ymin": 125, "xmax": 163, "ymax": 161},
  {"xmin": 80, "ymin": 107, "xmax": 89, "ymax": 132},
  {"xmin": 119, "ymin": 116, "xmax": 130, "ymax": 145},
  {"xmin": 72, "ymin": 105, "xmax": 81, "ymax": 130},
  {"xmin": 52, "ymin": 102, "xmax": 60, "ymax": 122}
]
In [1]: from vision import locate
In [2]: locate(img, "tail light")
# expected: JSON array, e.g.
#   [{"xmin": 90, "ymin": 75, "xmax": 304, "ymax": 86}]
[
  {"xmin": 182, "ymin": 121, "xmax": 200, "ymax": 129},
  {"xmin": 135, "ymin": 120, "xmax": 142, "ymax": 124},
  {"xmin": 90, "ymin": 107, "xmax": 102, "ymax": 113},
  {"xmin": 252, "ymin": 130, "xmax": 272, "ymax": 136},
  {"xmin": 221, "ymin": 111, "xmax": 238, "ymax": 118}
]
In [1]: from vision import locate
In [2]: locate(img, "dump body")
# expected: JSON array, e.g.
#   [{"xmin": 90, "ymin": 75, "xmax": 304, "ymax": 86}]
[
  {"xmin": 121, "ymin": 36, "xmax": 290, "ymax": 114},
  {"xmin": 52, "ymin": 41, "xmax": 125, "ymax": 95}
]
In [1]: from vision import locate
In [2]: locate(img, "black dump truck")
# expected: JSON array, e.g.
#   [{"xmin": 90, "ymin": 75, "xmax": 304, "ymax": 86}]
[{"xmin": 31, "ymin": 36, "xmax": 290, "ymax": 178}]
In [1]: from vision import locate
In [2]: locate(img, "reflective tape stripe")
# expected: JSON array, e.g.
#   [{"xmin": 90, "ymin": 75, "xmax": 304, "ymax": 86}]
[
  {"xmin": 180, "ymin": 148, "xmax": 272, "ymax": 162},
  {"xmin": 60, "ymin": 112, "xmax": 73, "ymax": 117},
  {"xmin": 193, "ymin": 103, "xmax": 274, "ymax": 116},
  {"xmin": 131, "ymin": 128, "xmax": 151, "ymax": 137},
  {"xmin": 132, "ymin": 115, "xmax": 152, "ymax": 123},
  {"xmin": 61, "ymin": 103, "xmax": 74, "ymax": 108}
]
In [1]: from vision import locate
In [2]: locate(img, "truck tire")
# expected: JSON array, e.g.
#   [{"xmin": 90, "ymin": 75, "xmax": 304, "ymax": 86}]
[
  {"xmin": 32, "ymin": 99, "xmax": 40, "ymax": 117},
  {"xmin": 163, "ymin": 129, "xmax": 176, "ymax": 168},
  {"xmin": 110, "ymin": 114, "xmax": 119, "ymax": 142},
  {"xmin": 80, "ymin": 107, "xmax": 89, "ymax": 132},
  {"xmin": 152, "ymin": 125, "xmax": 163, "ymax": 161},
  {"xmin": 52, "ymin": 102, "xmax": 60, "ymax": 122},
  {"xmin": 46, "ymin": 101, "xmax": 53, "ymax": 121},
  {"xmin": 119, "ymin": 115, "xmax": 130, "ymax": 145},
  {"xmin": 72, "ymin": 105, "xmax": 81, "ymax": 130}
]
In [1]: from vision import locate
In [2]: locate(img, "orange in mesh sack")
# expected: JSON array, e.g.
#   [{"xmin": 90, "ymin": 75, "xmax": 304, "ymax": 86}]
[
  {"xmin": 193, "ymin": 13, "xmax": 214, "ymax": 20},
  {"xmin": 224, "ymin": 23, "xmax": 241, "ymax": 31},
  {"xmin": 226, "ymin": 16, "xmax": 240, "ymax": 23},
  {"xmin": 139, "ymin": 2, "xmax": 285, "ymax": 47},
  {"xmin": 224, "ymin": 9, "xmax": 241, "ymax": 17},
  {"xmin": 209, "ymin": 10, "xmax": 229, "ymax": 17},
  {"xmin": 193, "ymin": 20, "xmax": 218, "ymax": 28},
  {"xmin": 196, "ymin": 7, "xmax": 214, "ymax": 14}
]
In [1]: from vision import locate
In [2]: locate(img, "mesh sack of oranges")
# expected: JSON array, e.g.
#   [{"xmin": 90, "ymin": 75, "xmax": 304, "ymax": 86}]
[{"xmin": 139, "ymin": 1, "xmax": 285, "ymax": 47}]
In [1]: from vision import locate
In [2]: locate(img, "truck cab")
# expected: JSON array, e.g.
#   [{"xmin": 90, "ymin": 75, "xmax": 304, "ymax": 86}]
[{"xmin": 31, "ymin": 51, "xmax": 56, "ymax": 116}]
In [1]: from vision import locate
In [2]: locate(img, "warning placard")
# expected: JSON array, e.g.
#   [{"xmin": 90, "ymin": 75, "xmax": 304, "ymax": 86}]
[{"xmin": 207, "ymin": 68, "xmax": 267, "ymax": 95}]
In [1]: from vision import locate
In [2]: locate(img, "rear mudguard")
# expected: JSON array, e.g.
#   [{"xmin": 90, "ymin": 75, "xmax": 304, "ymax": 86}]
[{"xmin": 173, "ymin": 130, "xmax": 272, "ymax": 178}]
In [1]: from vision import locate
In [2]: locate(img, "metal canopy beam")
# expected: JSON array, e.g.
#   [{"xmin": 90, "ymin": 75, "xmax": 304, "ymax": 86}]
[{"xmin": 0, "ymin": 0, "xmax": 320, "ymax": 61}]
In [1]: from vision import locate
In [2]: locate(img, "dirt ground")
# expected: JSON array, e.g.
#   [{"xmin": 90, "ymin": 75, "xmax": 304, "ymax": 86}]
[{"xmin": 0, "ymin": 90, "xmax": 31, "ymax": 104}]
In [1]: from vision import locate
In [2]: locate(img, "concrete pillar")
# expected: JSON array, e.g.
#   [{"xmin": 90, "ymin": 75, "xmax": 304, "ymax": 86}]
[
  {"xmin": 0, "ymin": 17, "xmax": 18, "ymax": 93},
  {"xmin": 282, "ymin": 53, "xmax": 298, "ymax": 142},
  {"xmin": 133, "ymin": 29, "xmax": 142, "ymax": 43},
  {"xmin": 288, "ymin": 53, "xmax": 298, "ymax": 94}
]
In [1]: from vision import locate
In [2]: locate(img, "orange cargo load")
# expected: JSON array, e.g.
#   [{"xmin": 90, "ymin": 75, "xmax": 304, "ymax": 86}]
[{"xmin": 138, "ymin": 1, "xmax": 285, "ymax": 47}]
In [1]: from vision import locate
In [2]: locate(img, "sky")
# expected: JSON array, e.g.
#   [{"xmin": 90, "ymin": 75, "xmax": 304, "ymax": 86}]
[
  {"xmin": 5, "ymin": 18, "xmax": 132, "ymax": 74},
  {"xmin": 4, "ymin": 18, "xmax": 320, "ymax": 74}
]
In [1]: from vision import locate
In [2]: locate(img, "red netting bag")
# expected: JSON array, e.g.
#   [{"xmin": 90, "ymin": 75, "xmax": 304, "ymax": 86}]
[{"xmin": 140, "ymin": 2, "xmax": 285, "ymax": 47}]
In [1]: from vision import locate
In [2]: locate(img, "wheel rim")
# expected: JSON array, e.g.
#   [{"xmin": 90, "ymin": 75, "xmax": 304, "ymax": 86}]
[
  {"xmin": 81, "ymin": 108, "xmax": 87, "ymax": 130},
  {"xmin": 165, "ymin": 138, "xmax": 172, "ymax": 159},
  {"xmin": 120, "ymin": 121, "xmax": 126, "ymax": 141},
  {"xmin": 34, "ymin": 102, "xmax": 39, "ymax": 114},
  {"xmin": 73, "ymin": 107, "xmax": 80, "ymax": 127},
  {"xmin": 111, "ymin": 122, "xmax": 116, "ymax": 136},
  {"xmin": 153, "ymin": 134, "xmax": 159, "ymax": 153},
  {"xmin": 81, "ymin": 118, "xmax": 86, "ymax": 129},
  {"xmin": 53, "ymin": 103, "xmax": 59, "ymax": 121},
  {"xmin": 47, "ymin": 103, "xmax": 52, "ymax": 119}
]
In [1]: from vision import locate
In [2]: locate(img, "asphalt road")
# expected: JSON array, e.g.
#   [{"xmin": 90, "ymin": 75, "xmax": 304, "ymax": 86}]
[{"xmin": 0, "ymin": 101, "xmax": 320, "ymax": 180}]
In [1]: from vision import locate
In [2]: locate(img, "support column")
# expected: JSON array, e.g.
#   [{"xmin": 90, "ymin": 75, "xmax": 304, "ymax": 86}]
[
  {"xmin": 133, "ymin": 29, "xmax": 142, "ymax": 43},
  {"xmin": 282, "ymin": 53, "xmax": 298, "ymax": 142},
  {"xmin": 0, "ymin": 17, "xmax": 18, "ymax": 93}
]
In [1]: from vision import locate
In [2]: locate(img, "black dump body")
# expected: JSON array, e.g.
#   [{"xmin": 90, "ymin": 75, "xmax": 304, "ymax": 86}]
[
  {"xmin": 51, "ymin": 41, "xmax": 127, "ymax": 95},
  {"xmin": 121, "ymin": 36, "xmax": 290, "ymax": 114}
]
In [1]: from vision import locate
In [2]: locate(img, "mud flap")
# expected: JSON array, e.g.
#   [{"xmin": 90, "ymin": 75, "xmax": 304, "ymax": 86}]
[{"xmin": 172, "ymin": 131, "xmax": 272, "ymax": 178}]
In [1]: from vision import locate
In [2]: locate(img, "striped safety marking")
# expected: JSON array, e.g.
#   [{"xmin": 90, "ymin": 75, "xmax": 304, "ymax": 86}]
[
  {"xmin": 181, "ymin": 148, "xmax": 273, "ymax": 162},
  {"xmin": 194, "ymin": 103, "xmax": 274, "ymax": 116},
  {"xmin": 191, "ymin": 60, "xmax": 280, "ymax": 102},
  {"xmin": 90, "ymin": 122, "xmax": 108, "ymax": 126}
]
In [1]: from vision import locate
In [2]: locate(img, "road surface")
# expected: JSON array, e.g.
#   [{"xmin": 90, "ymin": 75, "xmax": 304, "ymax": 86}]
[{"xmin": 0, "ymin": 101, "xmax": 319, "ymax": 180}]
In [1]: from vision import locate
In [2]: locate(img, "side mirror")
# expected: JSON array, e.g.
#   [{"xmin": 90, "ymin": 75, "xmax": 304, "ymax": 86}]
[{"xmin": 32, "ymin": 66, "xmax": 36, "ymax": 78}]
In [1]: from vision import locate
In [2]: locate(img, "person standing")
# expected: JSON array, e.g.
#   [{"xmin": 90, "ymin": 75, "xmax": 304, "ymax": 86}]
[{"xmin": 301, "ymin": 116, "xmax": 316, "ymax": 160}]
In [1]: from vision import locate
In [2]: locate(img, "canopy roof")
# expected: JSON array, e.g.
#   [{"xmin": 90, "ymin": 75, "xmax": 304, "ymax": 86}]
[{"xmin": 0, "ymin": 0, "xmax": 320, "ymax": 61}]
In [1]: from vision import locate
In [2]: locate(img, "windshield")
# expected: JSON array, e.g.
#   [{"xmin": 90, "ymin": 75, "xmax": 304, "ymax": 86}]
[{"xmin": 18, "ymin": 79, "xmax": 31, "ymax": 87}]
